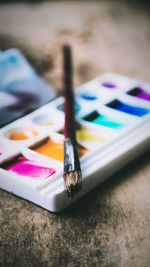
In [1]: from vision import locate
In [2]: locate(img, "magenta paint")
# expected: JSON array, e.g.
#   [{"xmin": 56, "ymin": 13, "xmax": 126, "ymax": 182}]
[
  {"xmin": 127, "ymin": 87, "xmax": 150, "ymax": 102},
  {"xmin": 5, "ymin": 156, "xmax": 56, "ymax": 179}
]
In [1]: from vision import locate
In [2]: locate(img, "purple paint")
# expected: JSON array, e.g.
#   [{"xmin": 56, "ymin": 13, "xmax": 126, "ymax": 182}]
[
  {"xmin": 5, "ymin": 156, "xmax": 56, "ymax": 179},
  {"xmin": 127, "ymin": 87, "xmax": 150, "ymax": 102},
  {"xmin": 101, "ymin": 82, "xmax": 117, "ymax": 89}
]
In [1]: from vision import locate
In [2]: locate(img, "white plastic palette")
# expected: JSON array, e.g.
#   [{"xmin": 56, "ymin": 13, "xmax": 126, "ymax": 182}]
[{"xmin": 0, "ymin": 73, "xmax": 150, "ymax": 212}]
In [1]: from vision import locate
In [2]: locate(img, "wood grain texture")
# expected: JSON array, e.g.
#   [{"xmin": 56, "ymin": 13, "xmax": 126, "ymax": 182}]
[{"xmin": 0, "ymin": 1, "xmax": 150, "ymax": 266}]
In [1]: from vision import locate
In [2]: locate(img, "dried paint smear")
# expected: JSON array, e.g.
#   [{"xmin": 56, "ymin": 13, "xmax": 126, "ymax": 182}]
[
  {"xmin": 83, "ymin": 111, "xmax": 125, "ymax": 129},
  {"xmin": 8, "ymin": 128, "xmax": 38, "ymax": 141},
  {"xmin": 32, "ymin": 137, "xmax": 88, "ymax": 161},
  {"xmin": 127, "ymin": 87, "xmax": 150, "ymax": 102},
  {"xmin": 107, "ymin": 99, "xmax": 149, "ymax": 117},
  {"xmin": 77, "ymin": 128, "xmax": 106, "ymax": 143},
  {"xmin": 2, "ymin": 155, "xmax": 56, "ymax": 179}
]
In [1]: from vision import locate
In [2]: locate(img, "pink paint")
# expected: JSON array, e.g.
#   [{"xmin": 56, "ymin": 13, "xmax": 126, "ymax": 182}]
[{"xmin": 6, "ymin": 157, "xmax": 56, "ymax": 179}]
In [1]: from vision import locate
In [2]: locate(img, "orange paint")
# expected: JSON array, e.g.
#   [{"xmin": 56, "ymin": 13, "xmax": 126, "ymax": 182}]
[
  {"xmin": 34, "ymin": 139, "xmax": 64, "ymax": 162},
  {"xmin": 33, "ymin": 138, "xmax": 88, "ymax": 162},
  {"xmin": 78, "ymin": 144, "xmax": 89, "ymax": 157},
  {"xmin": 9, "ymin": 128, "xmax": 37, "ymax": 141}
]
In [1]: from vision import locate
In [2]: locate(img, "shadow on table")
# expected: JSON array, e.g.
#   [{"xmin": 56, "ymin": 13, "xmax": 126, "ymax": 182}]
[{"xmin": 63, "ymin": 149, "xmax": 150, "ymax": 216}]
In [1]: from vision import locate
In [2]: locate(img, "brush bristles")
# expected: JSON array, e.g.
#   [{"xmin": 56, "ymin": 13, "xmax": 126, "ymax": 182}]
[{"xmin": 63, "ymin": 170, "xmax": 82, "ymax": 197}]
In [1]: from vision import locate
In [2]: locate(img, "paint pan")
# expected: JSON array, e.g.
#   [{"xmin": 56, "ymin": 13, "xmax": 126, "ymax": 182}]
[
  {"xmin": 31, "ymin": 137, "xmax": 64, "ymax": 162},
  {"xmin": 57, "ymin": 126, "xmax": 107, "ymax": 148},
  {"xmin": 31, "ymin": 137, "xmax": 88, "ymax": 162},
  {"xmin": 127, "ymin": 87, "xmax": 150, "ymax": 102},
  {"xmin": 79, "ymin": 92, "xmax": 98, "ymax": 101},
  {"xmin": 1, "ymin": 154, "xmax": 56, "ymax": 180},
  {"xmin": 76, "ymin": 127, "xmax": 107, "ymax": 149},
  {"xmin": 32, "ymin": 114, "xmax": 54, "ymax": 126},
  {"xmin": 57, "ymin": 102, "xmax": 81, "ymax": 113},
  {"xmin": 101, "ymin": 82, "xmax": 117, "ymax": 89},
  {"xmin": 6, "ymin": 128, "xmax": 38, "ymax": 141},
  {"xmin": 83, "ymin": 111, "xmax": 125, "ymax": 129},
  {"xmin": 107, "ymin": 99, "xmax": 149, "ymax": 117}
]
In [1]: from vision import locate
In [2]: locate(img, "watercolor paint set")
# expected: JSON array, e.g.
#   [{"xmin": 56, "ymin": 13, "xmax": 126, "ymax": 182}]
[{"xmin": 0, "ymin": 50, "xmax": 150, "ymax": 212}]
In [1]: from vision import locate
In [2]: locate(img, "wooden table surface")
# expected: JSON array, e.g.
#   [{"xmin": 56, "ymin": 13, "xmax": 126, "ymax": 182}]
[{"xmin": 0, "ymin": 1, "xmax": 150, "ymax": 266}]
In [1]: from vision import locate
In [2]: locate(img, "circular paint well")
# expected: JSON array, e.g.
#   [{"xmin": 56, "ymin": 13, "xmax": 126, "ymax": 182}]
[
  {"xmin": 57, "ymin": 102, "xmax": 81, "ymax": 113},
  {"xmin": 32, "ymin": 114, "xmax": 54, "ymax": 126},
  {"xmin": 80, "ymin": 92, "xmax": 98, "ymax": 101},
  {"xmin": 102, "ymin": 82, "xmax": 117, "ymax": 89},
  {"xmin": 7, "ymin": 128, "xmax": 38, "ymax": 141}
]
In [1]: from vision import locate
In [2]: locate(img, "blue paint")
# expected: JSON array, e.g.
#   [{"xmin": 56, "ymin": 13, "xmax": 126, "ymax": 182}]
[
  {"xmin": 107, "ymin": 99, "xmax": 149, "ymax": 117},
  {"xmin": 9, "ymin": 54, "xmax": 18, "ymax": 64},
  {"xmin": 80, "ymin": 92, "xmax": 98, "ymax": 101}
]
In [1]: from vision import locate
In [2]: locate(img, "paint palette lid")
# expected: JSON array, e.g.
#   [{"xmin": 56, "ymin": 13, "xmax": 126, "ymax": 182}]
[{"xmin": 0, "ymin": 49, "xmax": 56, "ymax": 128}]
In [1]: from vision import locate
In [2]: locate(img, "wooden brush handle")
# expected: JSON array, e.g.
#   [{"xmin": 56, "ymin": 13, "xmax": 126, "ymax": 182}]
[{"xmin": 63, "ymin": 45, "xmax": 76, "ymax": 141}]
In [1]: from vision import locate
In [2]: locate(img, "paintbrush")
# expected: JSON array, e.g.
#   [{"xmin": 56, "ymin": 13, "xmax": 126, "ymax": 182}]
[{"xmin": 63, "ymin": 45, "xmax": 82, "ymax": 197}]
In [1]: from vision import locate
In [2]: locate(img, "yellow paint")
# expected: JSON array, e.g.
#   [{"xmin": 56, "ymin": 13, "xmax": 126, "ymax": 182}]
[
  {"xmin": 34, "ymin": 138, "xmax": 88, "ymax": 162},
  {"xmin": 9, "ymin": 128, "xmax": 38, "ymax": 141},
  {"xmin": 77, "ymin": 128, "xmax": 106, "ymax": 143},
  {"xmin": 44, "ymin": 121, "xmax": 53, "ymax": 126}
]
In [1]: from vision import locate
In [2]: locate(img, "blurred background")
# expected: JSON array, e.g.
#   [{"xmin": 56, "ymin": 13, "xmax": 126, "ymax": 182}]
[{"xmin": 0, "ymin": 0, "xmax": 150, "ymax": 93}]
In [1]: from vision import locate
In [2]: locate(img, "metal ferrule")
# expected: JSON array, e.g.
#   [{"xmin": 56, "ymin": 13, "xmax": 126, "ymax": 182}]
[{"xmin": 64, "ymin": 138, "xmax": 81, "ymax": 174}]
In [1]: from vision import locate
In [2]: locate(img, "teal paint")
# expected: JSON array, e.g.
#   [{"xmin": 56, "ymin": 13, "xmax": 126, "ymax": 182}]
[{"xmin": 83, "ymin": 111, "xmax": 125, "ymax": 129}]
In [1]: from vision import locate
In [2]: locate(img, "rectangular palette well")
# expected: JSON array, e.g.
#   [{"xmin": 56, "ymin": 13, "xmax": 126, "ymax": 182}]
[
  {"xmin": 0, "ymin": 72, "xmax": 150, "ymax": 212},
  {"xmin": 82, "ymin": 110, "xmax": 125, "ymax": 129},
  {"xmin": 76, "ymin": 127, "xmax": 107, "ymax": 146},
  {"xmin": 1, "ymin": 154, "xmax": 57, "ymax": 180},
  {"xmin": 58, "ymin": 126, "xmax": 108, "ymax": 149},
  {"xmin": 30, "ymin": 137, "xmax": 88, "ymax": 161},
  {"xmin": 106, "ymin": 99, "xmax": 149, "ymax": 117},
  {"xmin": 127, "ymin": 87, "xmax": 150, "ymax": 102}
]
